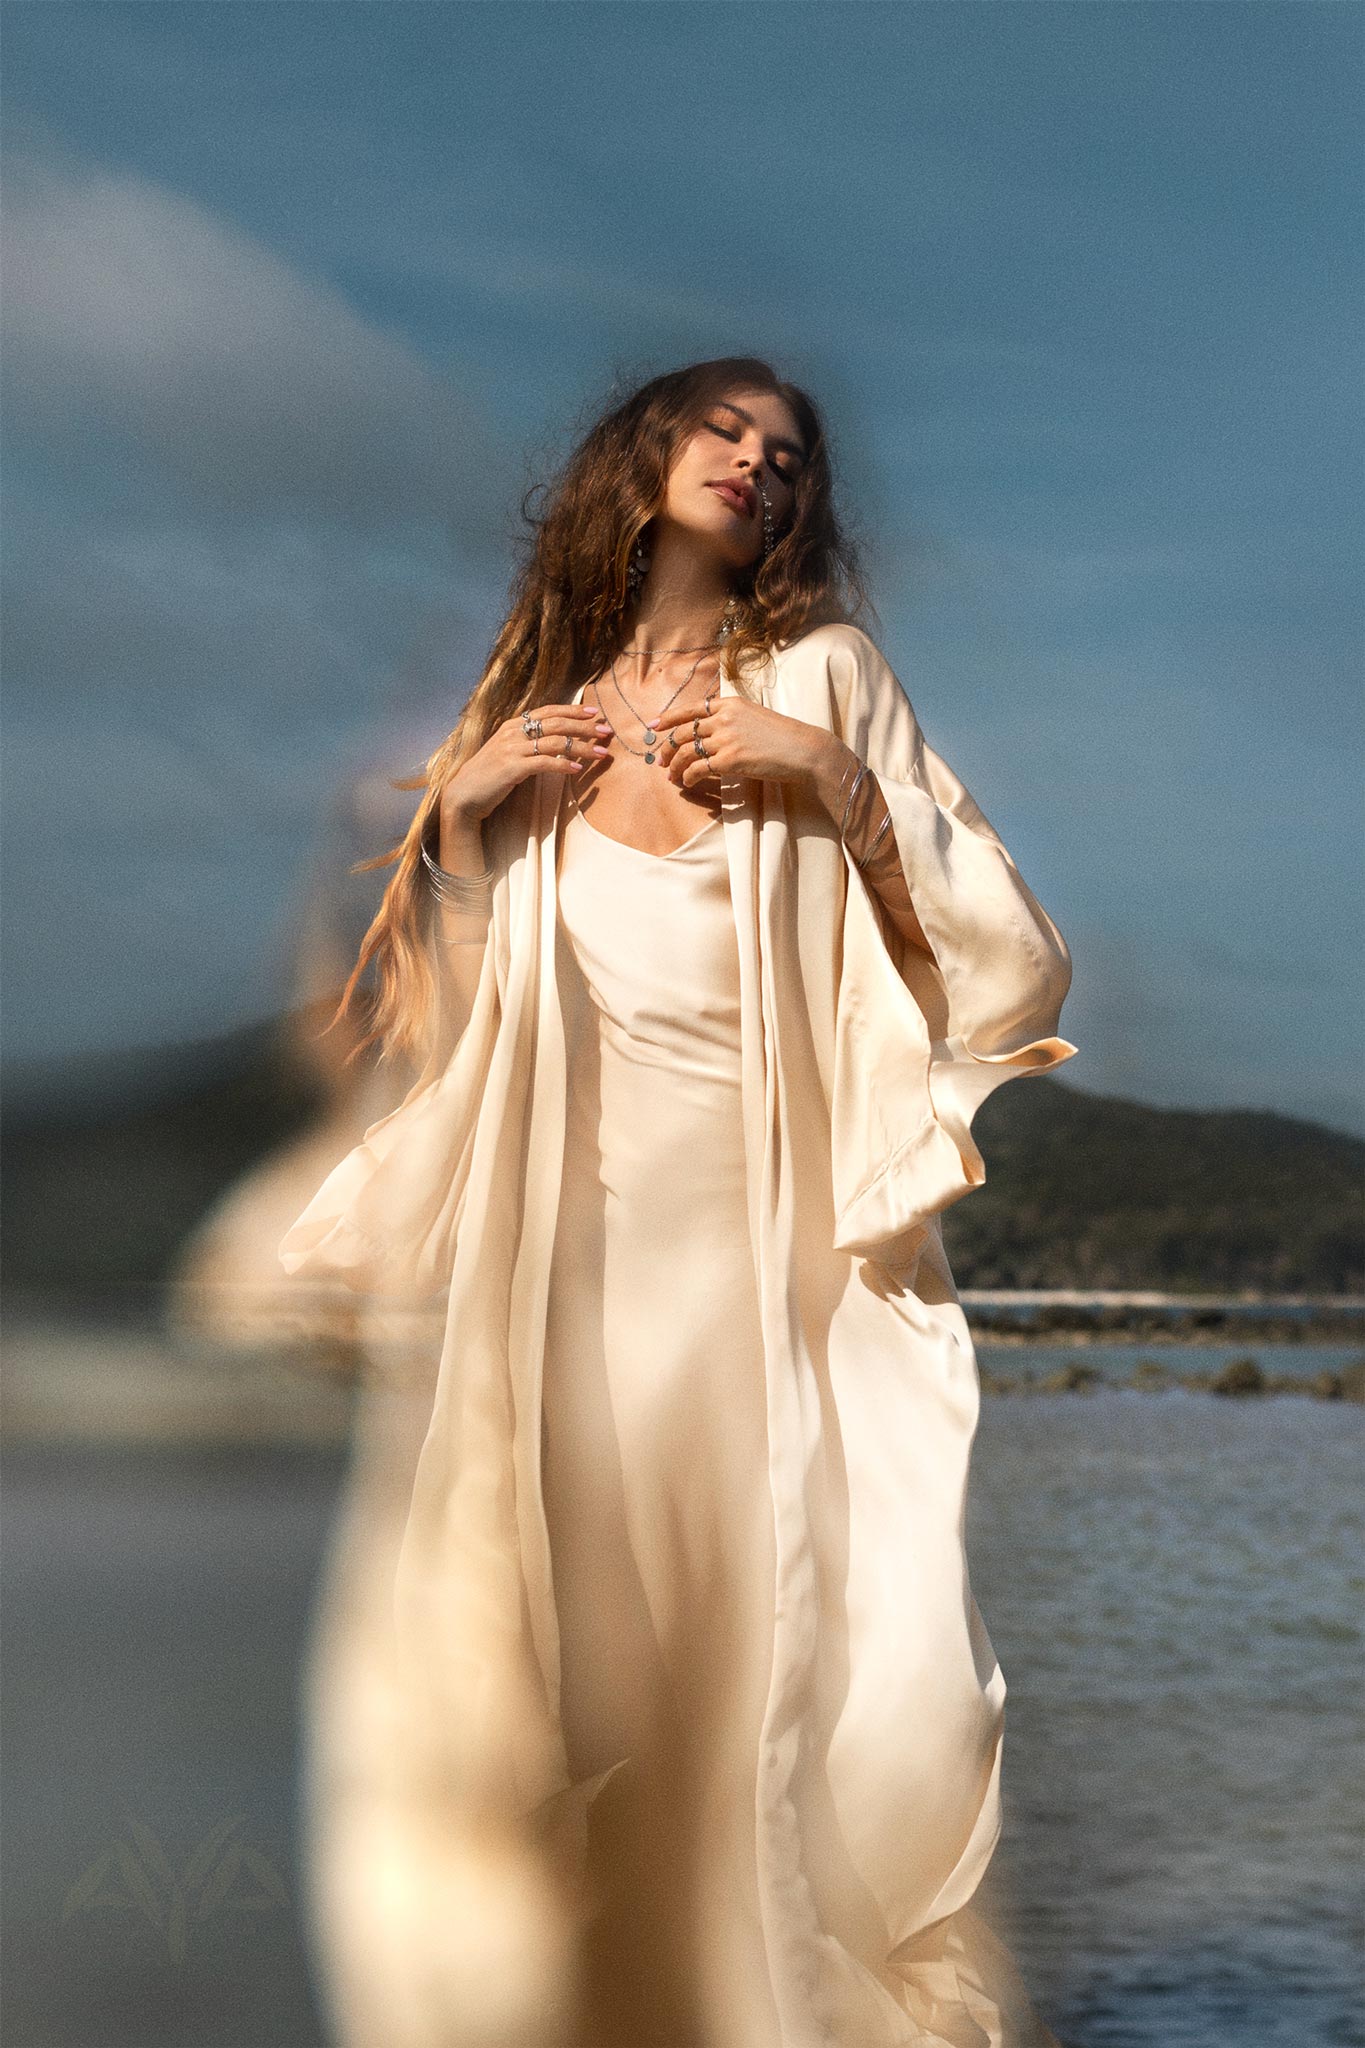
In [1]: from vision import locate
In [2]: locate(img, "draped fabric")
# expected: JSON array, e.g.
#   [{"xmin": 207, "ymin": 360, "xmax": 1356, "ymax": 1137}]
[{"xmin": 279, "ymin": 622, "xmax": 1077, "ymax": 2044}]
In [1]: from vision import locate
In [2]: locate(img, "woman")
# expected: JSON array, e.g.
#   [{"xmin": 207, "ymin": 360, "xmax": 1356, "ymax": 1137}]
[{"xmin": 281, "ymin": 356, "xmax": 1078, "ymax": 2048}]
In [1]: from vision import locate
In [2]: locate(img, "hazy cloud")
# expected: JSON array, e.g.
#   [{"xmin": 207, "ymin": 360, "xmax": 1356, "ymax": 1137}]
[{"xmin": 1, "ymin": 146, "xmax": 506, "ymax": 545}]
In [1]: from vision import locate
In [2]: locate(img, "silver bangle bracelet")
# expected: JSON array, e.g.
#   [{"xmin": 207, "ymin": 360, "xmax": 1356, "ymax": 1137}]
[
  {"xmin": 429, "ymin": 880, "xmax": 493, "ymax": 910},
  {"xmin": 422, "ymin": 842, "xmax": 493, "ymax": 904},
  {"xmin": 838, "ymin": 762, "xmax": 868, "ymax": 840},
  {"xmin": 852, "ymin": 811, "xmax": 895, "ymax": 872},
  {"xmin": 833, "ymin": 753, "xmax": 860, "ymax": 815},
  {"xmin": 422, "ymin": 841, "xmax": 492, "ymax": 884}
]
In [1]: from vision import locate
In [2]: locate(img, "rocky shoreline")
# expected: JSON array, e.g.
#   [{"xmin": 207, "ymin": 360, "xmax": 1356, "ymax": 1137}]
[
  {"xmin": 964, "ymin": 1301, "xmax": 1363, "ymax": 1345},
  {"xmin": 977, "ymin": 1353, "xmax": 1365, "ymax": 1400}
]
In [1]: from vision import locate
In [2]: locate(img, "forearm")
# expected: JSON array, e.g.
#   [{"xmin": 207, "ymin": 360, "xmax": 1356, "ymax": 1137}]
[{"xmin": 807, "ymin": 735, "xmax": 935, "ymax": 957}]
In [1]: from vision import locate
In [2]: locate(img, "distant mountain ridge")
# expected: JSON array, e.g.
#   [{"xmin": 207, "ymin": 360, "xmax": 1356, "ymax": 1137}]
[
  {"xmin": 950, "ymin": 1078, "xmax": 1362, "ymax": 1292},
  {"xmin": 2, "ymin": 1014, "xmax": 1361, "ymax": 1296}
]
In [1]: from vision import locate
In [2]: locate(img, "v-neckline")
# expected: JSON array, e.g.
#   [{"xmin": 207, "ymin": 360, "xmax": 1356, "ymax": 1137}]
[
  {"xmin": 568, "ymin": 801, "xmax": 722, "ymax": 863},
  {"xmin": 563, "ymin": 670, "xmax": 730, "ymax": 863}
]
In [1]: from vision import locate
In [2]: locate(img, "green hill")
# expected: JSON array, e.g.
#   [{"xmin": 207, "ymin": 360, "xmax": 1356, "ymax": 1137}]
[
  {"xmin": 945, "ymin": 1080, "xmax": 1363, "ymax": 1292},
  {"xmin": 2, "ymin": 1020, "xmax": 1361, "ymax": 1299}
]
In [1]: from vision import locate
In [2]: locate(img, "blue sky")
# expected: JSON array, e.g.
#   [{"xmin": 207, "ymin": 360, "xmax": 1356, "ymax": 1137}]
[{"xmin": 3, "ymin": 1, "xmax": 1361, "ymax": 1134}]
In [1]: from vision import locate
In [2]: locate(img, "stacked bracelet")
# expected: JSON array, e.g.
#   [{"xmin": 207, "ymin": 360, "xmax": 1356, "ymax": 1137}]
[
  {"xmin": 837, "ymin": 759, "xmax": 868, "ymax": 838},
  {"xmin": 833, "ymin": 753, "xmax": 898, "ymax": 873},
  {"xmin": 421, "ymin": 841, "xmax": 493, "ymax": 907}
]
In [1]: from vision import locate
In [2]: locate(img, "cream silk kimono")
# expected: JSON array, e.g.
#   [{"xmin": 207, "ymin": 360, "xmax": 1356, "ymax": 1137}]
[{"xmin": 279, "ymin": 622, "xmax": 1078, "ymax": 2046}]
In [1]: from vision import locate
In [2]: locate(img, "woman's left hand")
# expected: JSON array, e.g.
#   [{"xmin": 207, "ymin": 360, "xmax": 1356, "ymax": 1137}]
[{"xmin": 655, "ymin": 697, "xmax": 847, "ymax": 798}]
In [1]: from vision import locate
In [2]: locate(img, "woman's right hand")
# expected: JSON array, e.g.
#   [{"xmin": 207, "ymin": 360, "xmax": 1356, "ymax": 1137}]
[{"xmin": 440, "ymin": 703, "xmax": 612, "ymax": 827}]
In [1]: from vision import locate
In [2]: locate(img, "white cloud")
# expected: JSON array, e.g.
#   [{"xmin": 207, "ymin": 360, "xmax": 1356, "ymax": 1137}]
[
  {"xmin": 0, "ymin": 145, "xmax": 512, "ymax": 1078},
  {"xmin": 1, "ymin": 146, "xmax": 505, "ymax": 543}
]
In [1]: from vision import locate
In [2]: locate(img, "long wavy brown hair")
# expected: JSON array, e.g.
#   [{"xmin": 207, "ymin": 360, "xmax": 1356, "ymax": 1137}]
[{"xmin": 328, "ymin": 355, "xmax": 875, "ymax": 1070}]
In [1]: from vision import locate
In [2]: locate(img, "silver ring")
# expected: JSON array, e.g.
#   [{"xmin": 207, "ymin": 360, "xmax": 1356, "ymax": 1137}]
[
  {"xmin": 533, "ymin": 733, "xmax": 540, "ymax": 753},
  {"xmin": 694, "ymin": 737, "xmax": 710, "ymax": 760},
  {"xmin": 563, "ymin": 734, "xmax": 573, "ymax": 756}
]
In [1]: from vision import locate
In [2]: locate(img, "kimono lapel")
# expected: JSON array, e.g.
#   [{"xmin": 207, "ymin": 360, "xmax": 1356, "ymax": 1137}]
[
  {"xmin": 508, "ymin": 768, "xmax": 571, "ymax": 1721},
  {"xmin": 390, "ymin": 768, "xmax": 572, "ymax": 1822},
  {"xmin": 711, "ymin": 650, "xmax": 863, "ymax": 2039}
]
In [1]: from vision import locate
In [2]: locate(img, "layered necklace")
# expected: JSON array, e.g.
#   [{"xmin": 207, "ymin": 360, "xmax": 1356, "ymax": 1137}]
[
  {"xmin": 595, "ymin": 649, "xmax": 712, "ymax": 765},
  {"xmin": 590, "ymin": 603, "xmax": 735, "ymax": 766}
]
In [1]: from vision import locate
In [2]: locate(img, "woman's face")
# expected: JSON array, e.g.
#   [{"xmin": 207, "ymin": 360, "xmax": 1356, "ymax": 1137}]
[{"xmin": 658, "ymin": 387, "xmax": 808, "ymax": 569}]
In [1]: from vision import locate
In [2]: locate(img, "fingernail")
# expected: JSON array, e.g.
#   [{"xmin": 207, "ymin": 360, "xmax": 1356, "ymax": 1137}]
[{"xmin": 593, "ymin": 744, "xmax": 611, "ymax": 757}]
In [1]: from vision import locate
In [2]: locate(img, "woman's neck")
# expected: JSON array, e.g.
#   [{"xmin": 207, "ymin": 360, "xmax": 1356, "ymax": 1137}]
[{"xmin": 625, "ymin": 532, "xmax": 734, "ymax": 660}]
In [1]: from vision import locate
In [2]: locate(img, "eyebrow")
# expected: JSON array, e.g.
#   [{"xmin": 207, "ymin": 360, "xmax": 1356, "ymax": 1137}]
[{"xmin": 713, "ymin": 398, "xmax": 808, "ymax": 466}]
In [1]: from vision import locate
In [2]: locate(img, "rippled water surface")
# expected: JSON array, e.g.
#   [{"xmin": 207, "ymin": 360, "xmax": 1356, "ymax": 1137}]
[{"xmin": 967, "ymin": 1376, "xmax": 1365, "ymax": 2047}]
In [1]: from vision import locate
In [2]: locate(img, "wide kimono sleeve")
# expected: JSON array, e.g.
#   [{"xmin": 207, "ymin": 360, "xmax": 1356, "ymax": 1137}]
[
  {"xmin": 275, "ymin": 833, "xmax": 508, "ymax": 1302},
  {"xmin": 820, "ymin": 624, "xmax": 1079, "ymax": 1258}
]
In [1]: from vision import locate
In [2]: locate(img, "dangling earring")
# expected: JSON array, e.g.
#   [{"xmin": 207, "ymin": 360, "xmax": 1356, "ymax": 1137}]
[
  {"xmin": 759, "ymin": 480, "xmax": 775, "ymax": 561},
  {"xmin": 716, "ymin": 595, "xmax": 741, "ymax": 641},
  {"xmin": 626, "ymin": 531, "xmax": 651, "ymax": 599}
]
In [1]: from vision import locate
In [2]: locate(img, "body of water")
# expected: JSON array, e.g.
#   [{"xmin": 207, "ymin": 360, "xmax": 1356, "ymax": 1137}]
[
  {"xmin": 970, "ymin": 1383, "xmax": 1364, "ymax": 2048},
  {"xmin": 2, "ymin": 1344, "xmax": 1361, "ymax": 2046}
]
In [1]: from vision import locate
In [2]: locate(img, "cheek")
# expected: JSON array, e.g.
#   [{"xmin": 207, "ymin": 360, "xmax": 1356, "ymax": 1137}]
[
  {"xmin": 684, "ymin": 426, "xmax": 725, "ymax": 481},
  {"xmin": 664, "ymin": 450, "xmax": 706, "ymax": 512}
]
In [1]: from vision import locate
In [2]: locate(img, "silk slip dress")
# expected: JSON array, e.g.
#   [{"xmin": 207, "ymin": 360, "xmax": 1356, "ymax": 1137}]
[
  {"xmin": 542, "ymin": 791, "xmax": 780, "ymax": 2044},
  {"xmin": 537, "ymin": 788, "xmax": 1064, "ymax": 2048}
]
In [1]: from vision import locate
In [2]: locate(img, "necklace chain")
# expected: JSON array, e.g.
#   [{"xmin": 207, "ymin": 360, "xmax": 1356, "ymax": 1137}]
[
  {"xmin": 586, "ymin": 597, "xmax": 735, "ymax": 766},
  {"xmin": 594, "ymin": 647, "xmax": 713, "ymax": 764}
]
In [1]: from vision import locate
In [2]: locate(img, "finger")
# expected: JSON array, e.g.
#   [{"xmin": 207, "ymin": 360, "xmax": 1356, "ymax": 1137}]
[
  {"xmin": 530, "ymin": 735, "xmax": 610, "ymax": 768},
  {"xmin": 513, "ymin": 711, "xmax": 609, "ymax": 735},
  {"xmin": 659, "ymin": 720, "xmax": 713, "ymax": 759},
  {"xmin": 671, "ymin": 750, "xmax": 719, "ymax": 787},
  {"xmin": 654, "ymin": 708, "xmax": 717, "ymax": 735},
  {"xmin": 669, "ymin": 727, "xmax": 710, "ymax": 760},
  {"xmin": 515, "ymin": 723, "xmax": 609, "ymax": 752},
  {"xmin": 507, "ymin": 706, "xmax": 606, "ymax": 734},
  {"xmin": 531, "ymin": 725, "xmax": 612, "ymax": 754}
]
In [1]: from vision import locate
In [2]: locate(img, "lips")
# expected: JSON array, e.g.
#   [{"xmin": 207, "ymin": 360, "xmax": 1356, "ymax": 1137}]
[{"xmin": 707, "ymin": 479, "xmax": 756, "ymax": 518}]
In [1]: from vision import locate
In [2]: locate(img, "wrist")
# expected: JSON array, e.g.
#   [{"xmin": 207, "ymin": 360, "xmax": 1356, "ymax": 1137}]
[
  {"xmin": 437, "ymin": 804, "xmax": 489, "ymax": 871},
  {"xmin": 440, "ymin": 787, "xmax": 485, "ymax": 831}
]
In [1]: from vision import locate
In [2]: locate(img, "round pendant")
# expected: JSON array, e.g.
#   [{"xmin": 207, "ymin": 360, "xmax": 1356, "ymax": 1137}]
[
  {"xmin": 644, "ymin": 729, "xmax": 657, "ymax": 744},
  {"xmin": 644, "ymin": 751, "xmax": 655, "ymax": 765}
]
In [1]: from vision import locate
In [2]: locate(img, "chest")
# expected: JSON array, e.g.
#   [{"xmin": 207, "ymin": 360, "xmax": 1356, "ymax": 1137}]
[{"xmin": 571, "ymin": 679, "xmax": 724, "ymax": 857}]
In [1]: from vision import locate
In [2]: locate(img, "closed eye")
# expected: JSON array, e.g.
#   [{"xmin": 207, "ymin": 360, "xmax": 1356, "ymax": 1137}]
[{"xmin": 705, "ymin": 420, "xmax": 799, "ymax": 486}]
